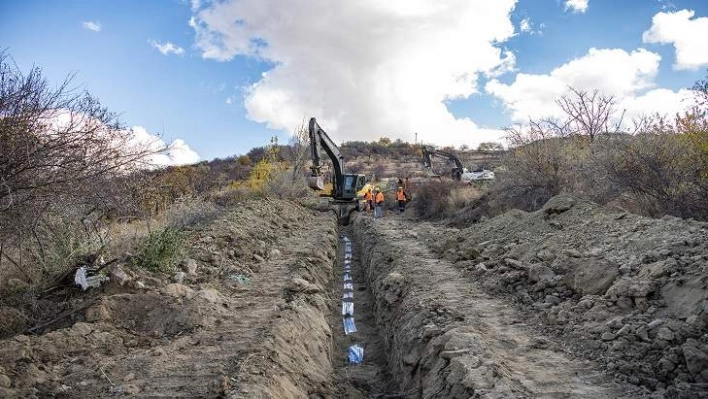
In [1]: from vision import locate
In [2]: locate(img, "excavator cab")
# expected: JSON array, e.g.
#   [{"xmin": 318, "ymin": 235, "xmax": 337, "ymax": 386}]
[{"xmin": 341, "ymin": 174, "xmax": 367, "ymax": 199}]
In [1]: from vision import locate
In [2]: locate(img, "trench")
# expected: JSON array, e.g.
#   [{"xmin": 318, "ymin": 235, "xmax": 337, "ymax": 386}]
[
  {"xmin": 345, "ymin": 214, "xmax": 641, "ymax": 399},
  {"xmin": 330, "ymin": 227, "xmax": 400, "ymax": 398}
]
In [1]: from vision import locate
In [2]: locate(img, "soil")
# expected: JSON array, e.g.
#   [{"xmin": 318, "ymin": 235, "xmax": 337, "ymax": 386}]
[{"xmin": 1, "ymin": 194, "xmax": 706, "ymax": 398}]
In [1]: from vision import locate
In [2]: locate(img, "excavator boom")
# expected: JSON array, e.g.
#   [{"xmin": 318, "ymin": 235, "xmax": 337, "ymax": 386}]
[{"xmin": 307, "ymin": 117, "xmax": 367, "ymax": 224}]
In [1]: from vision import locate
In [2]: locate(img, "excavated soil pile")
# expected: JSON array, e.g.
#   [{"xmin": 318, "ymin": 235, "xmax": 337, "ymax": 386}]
[
  {"xmin": 0, "ymin": 199, "xmax": 339, "ymax": 398},
  {"xmin": 432, "ymin": 194, "xmax": 708, "ymax": 398},
  {"xmin": 351, "ymin": 213, "xmax": 639, "ymax": 398}
]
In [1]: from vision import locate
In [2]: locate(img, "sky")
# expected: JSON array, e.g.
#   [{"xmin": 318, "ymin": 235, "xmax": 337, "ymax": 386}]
[{"xmin": 2, "ymin": 0, "xmax": 708, "ymax": 164}]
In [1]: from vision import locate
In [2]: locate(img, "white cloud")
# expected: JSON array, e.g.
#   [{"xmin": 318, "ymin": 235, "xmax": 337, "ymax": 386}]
[
  {"xmin": 485, "ymin": 47, "xmax": 693, "ymax": 124},
  {"xmin": 643, "ymin": 9, "xmax": 708, "ymax": 70},
  {"xmin": 564, "ymin": 0, "xmax": 589, "ymax": 14},
  {"xmin": 130, "ymin": 126, "xmax": 201, "ymax": 166},
  {"xmin": 225, "ymin": 96, "xmax": 233, "ymax": 104},
  {"xmin": 82, "ymin": 21, "xmax": 101, "ymax": 32},
  {"xmin": 149, "ymin": 40, "xmax": 186, "ymax": 56},
  {"xmin": 190, "ymin": 0, "xmax": 518, "ymax": 148},
  {"xmin": 520, "ymin": 18, "xmax": 532, "ymax": 33}
]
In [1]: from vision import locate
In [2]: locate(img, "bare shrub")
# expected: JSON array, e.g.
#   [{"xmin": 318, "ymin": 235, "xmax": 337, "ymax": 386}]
[
  {"xmin": 261, "ymin": 169, "xmax": 315, "ymax": 199},
  {"xmin": 164, "ymin": 196, "xmax": 220, "ymax": 230},
  {"xmin": 0, "ymin": 51, "xmax": 161, "ymax": 282},
  {"xmin": 600, "ymin": 122, "xmax": 708, "ymax": 219},
  {"xmin": 411, "ymin": 181, "xmax": 455, "ymax": 219}
]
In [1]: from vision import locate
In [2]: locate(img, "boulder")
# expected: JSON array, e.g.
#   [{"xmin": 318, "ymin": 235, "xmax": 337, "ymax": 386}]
[
  {"xmin": 571, "ymin": 258, "xmax": 619, "ymax": 295},
  {"xmin": 683, "ymin": 341, "xmax": 708, "ymax": 375},
  {"xmin": 528, "ymin": 264, "xmax": 555, "ymax": 284}
]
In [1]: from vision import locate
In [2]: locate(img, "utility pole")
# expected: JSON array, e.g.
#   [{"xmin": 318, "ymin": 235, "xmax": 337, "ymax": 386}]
[{"xmin": 414, "ymin": 132, "xmax": 418, "ymax": 145}]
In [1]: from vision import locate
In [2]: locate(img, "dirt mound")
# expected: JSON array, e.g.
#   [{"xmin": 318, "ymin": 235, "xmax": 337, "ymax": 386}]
[
  {"xmin": 0, "ymin": 199, "xmax": 341, "ymax": 398},
  {"xmin": 351, "ymin": 213, "xmax": 638, "ymax": 398},
  {"xmin": 436, "ymin": 194, "xmax": 708, "ymax": 397}
]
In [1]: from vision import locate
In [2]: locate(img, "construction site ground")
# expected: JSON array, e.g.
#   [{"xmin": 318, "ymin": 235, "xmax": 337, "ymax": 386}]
[{"xmin": 1, "ymin": 196, "xmax": 707, "ymax": 398}]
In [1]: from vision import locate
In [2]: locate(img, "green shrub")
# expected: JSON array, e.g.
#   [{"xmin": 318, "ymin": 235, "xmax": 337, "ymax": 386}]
[{"xmin": 136, "ymin": 227, "xmax": 186, "ymax": 273}]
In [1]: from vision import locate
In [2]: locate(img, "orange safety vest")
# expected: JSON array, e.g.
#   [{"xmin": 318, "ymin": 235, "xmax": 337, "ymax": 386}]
[
  {"xmin": 364, "ymin": 191, "xmax": 372, "ymax": 201},
  {"xmin": 375, "ymin": 192, "xmax": 384, "ymax": 203},
  {"xmin": 396, "ymin": 190, "xmax": 406, "ymax": 201}
]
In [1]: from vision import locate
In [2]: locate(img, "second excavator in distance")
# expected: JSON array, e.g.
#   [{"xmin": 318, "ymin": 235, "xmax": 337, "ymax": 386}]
[
  {"xmin": 307, "ymin": 117, "xmax": 369, "ymax": 225},
  {"xmin": 422, "ymin": 145, "xmax": 495, "ymax": 183}
]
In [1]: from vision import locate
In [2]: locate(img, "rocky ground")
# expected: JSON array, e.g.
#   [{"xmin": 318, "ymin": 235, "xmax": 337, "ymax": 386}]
[
  {"xmin": 0, "ymin": 199, "xmax": 341, "ymax": 398},
  {"xmin": 0, "ymin": 195, "xmax": 706, "ymax": 398},
  {"xmin": 426, "ymin": 195, "xmax": 708, "ymax": 397}
]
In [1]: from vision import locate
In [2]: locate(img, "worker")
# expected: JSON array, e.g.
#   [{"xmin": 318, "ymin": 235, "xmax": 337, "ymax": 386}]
[
  {"xmin": 396, "ymin": 186, "xmax": 407, "ymax": 213},
  {"xmin": 364, "ymin": 188, "xmax": 373, "ymax": 212},
  {"xmin": 374, "ymin": 187, "xmax": 385, "ymax": 218}
]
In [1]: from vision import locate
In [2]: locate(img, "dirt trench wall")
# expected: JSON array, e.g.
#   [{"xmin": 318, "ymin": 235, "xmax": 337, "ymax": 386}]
[
  {"xmin": 351, "ymin": 216, "xmax": 501, "ymax": 398},
  {"xmin": 233, "ymin": 214, "xmax": 340, "ymax": 398}
]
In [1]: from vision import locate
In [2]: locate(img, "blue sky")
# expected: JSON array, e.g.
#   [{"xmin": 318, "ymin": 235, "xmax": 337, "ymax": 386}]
[{"xmin": 2, "ymin": 0, "xmax": 707, "ymax": 163}]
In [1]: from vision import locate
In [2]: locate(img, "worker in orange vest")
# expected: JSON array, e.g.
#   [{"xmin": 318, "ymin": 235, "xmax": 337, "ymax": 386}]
[
  {"xmin": 364, "ymin": 188, "xmax": 373, "ymax": 212},
  {"xmin": 374, "ymin": 188, "xmax": 385, "ymax": 218},
  {"xmin": 396, "ymin": 186, "xmax": 407, "ymax": 214}
]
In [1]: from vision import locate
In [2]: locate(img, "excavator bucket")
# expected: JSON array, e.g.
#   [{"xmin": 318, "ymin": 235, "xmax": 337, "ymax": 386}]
[{"xmin": 307, "ymin": 176, "xmax": 325, "ymax": 191}]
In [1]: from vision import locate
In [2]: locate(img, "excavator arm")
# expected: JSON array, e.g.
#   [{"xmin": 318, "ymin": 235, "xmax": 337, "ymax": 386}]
[
  {"xmin": 307, "ymin": 117, "xmax": 367, "ymax": 224},
  {"xmin": 422, "ymin": 146, "xmax": 466, "ymax": 181}
]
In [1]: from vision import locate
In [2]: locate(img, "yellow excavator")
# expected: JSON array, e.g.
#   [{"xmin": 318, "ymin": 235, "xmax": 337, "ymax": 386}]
[{"xmin": 307, "ymin": 117, "xmax": 369, "ymax": 225}]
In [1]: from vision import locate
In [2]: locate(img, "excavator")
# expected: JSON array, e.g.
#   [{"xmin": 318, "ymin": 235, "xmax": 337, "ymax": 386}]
[
  {"xmin": 307, "ymin": 117, "xmax": 370, "ymax": 225},
  {"xmin": 422, "ymin": 146, "xmax": 495, "ymax": 183}
]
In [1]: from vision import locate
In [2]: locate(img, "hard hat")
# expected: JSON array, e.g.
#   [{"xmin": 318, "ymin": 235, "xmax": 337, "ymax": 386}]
[
  {"xmin": 375, "ymin": 187, "xmax": 380, "ymax": 190},
  {"xmin": 398, "ymin": 186, "xmax": 403, "ymax": 190}
]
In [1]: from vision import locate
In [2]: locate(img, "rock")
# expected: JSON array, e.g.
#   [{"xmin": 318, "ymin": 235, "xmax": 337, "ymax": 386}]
[
  {"xmin": 109, "ymin": 265, "xmax": 131, "ymax": 286},
  {"xmin": 537, "ymin": 249, "xmax": 555, "ymax": 262},
  {"xmin": 616, "ymin": 324, "xmax": 632, "ymax": 336},
  {"xmin": 549, "ymin": 221, "xmax": 563, "ymax": 229},
  {"xmin": 605, "ymin": 277, "xmax": 653, "ymax": 299},
  {"xmin": 655, "ymin": 327, "xmax": 674, "ymax": 341},
  {"xmin": 606, "ymin": 316, "xmax": 625, "ymax": 329},
  {"xmin": 505, "ymin": 258, "xmax": 526, "ymax": 270},
  {"xmin": 659, "ymin": 358, "xmax": 676, "ymax": 372},
  {"xmin": 619, "ymin": 264, "xmax": 632, "ymax": 275},
  {"xmin": 151, "ymin": 347, "xmax": 166, "ymax": 357},
  {"xmin": 475, "ymin": 263, "xmax": 488, "ymax": 272},
  {"xmin": 172, "ymin": 272, "xmax": 186, "ymax": 284},
  {"xmin": 683, "ymin": 341, "xmax": 708, "ymax": 375},
  {"xmin": 565, "ymin": 249, "xmax": 583, "ymax": 258},
  {"xmin": 528, "ymin": 264, "xmax": 555, "ymax": 284},
  {"xmin": 269, "ymin": 249, "xmax": 281, "ymax": 258},
  {"xmin": 253, "ymin": 254, "xmax": 265, "ymax": 262},
  {"xmin": 601, "ymin": 332, "xmax": 616, "ymax": 341},
  {"xmin": 545, "ymin": 295, "xmax": 561, "ymax": 305},
  {"xmin": 164, "ymin": 283, "xmax": 194, "ymax": 297},
  {"xmin": 543, "ymin": 195, "xmax": 575, "ymax": 215},
  {"xmin": 195, "ymin": 288, "xmax": 221, "ymax": 303},
  {"xmin": 572, "ymin": 258, "xmax": 619, "ymax": 295},
  {"xmin": 635, "ymin": 327, "xmax": 650, "ymax": 342},
  {"xmin": 286, "ymin": 278, "xmax": 321, "ymax": 294},
  {"xmin": 0, "ymin": 374, "xmax": 10, "ymax": 388},
  {"xmin": 85, "ymin": 302, "xmax": 111, "ymax": 322},
  {"xmin": 647, "ymin": 319, "xmax": 664, "ymax": 330},
  {"xmin": 661, "ymin": 280, "xmax": 706, "ymax": 319},
  {"xmin": 182, "ymin": 259, "xmax": 198, "ymax": 275}
]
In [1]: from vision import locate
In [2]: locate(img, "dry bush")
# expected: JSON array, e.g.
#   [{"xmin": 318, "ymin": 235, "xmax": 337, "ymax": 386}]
[
  {"xmin": 0, "ymin": 51, "xmax": 162, "ymax": 286},
  {"xmin": 599, "ymin": 120, "xmax": 708, "ymax": 219},
  {"xmin": 411, "ymin": 181, "xmax": 480, "ymax": 219},
  {"xmin": 164, "ymin": 196, "xmax": 220, "ymax": 230},
  {"xmin": 261, "ymin": 169, "xmax": 314, "ymax": 199}
]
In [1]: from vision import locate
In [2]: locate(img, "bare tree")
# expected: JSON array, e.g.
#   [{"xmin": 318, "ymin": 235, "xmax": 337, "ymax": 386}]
[
  {"xmin": 0, "ymin": 51, "xmax": 162, "ymax": 279},
  {"xmin": 288, "ymin": 120, "xmax": 310, "ymax": 183},
  {"xmin": 556, "ymin": 87, "xmax": 625, "ymax": 141}
]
